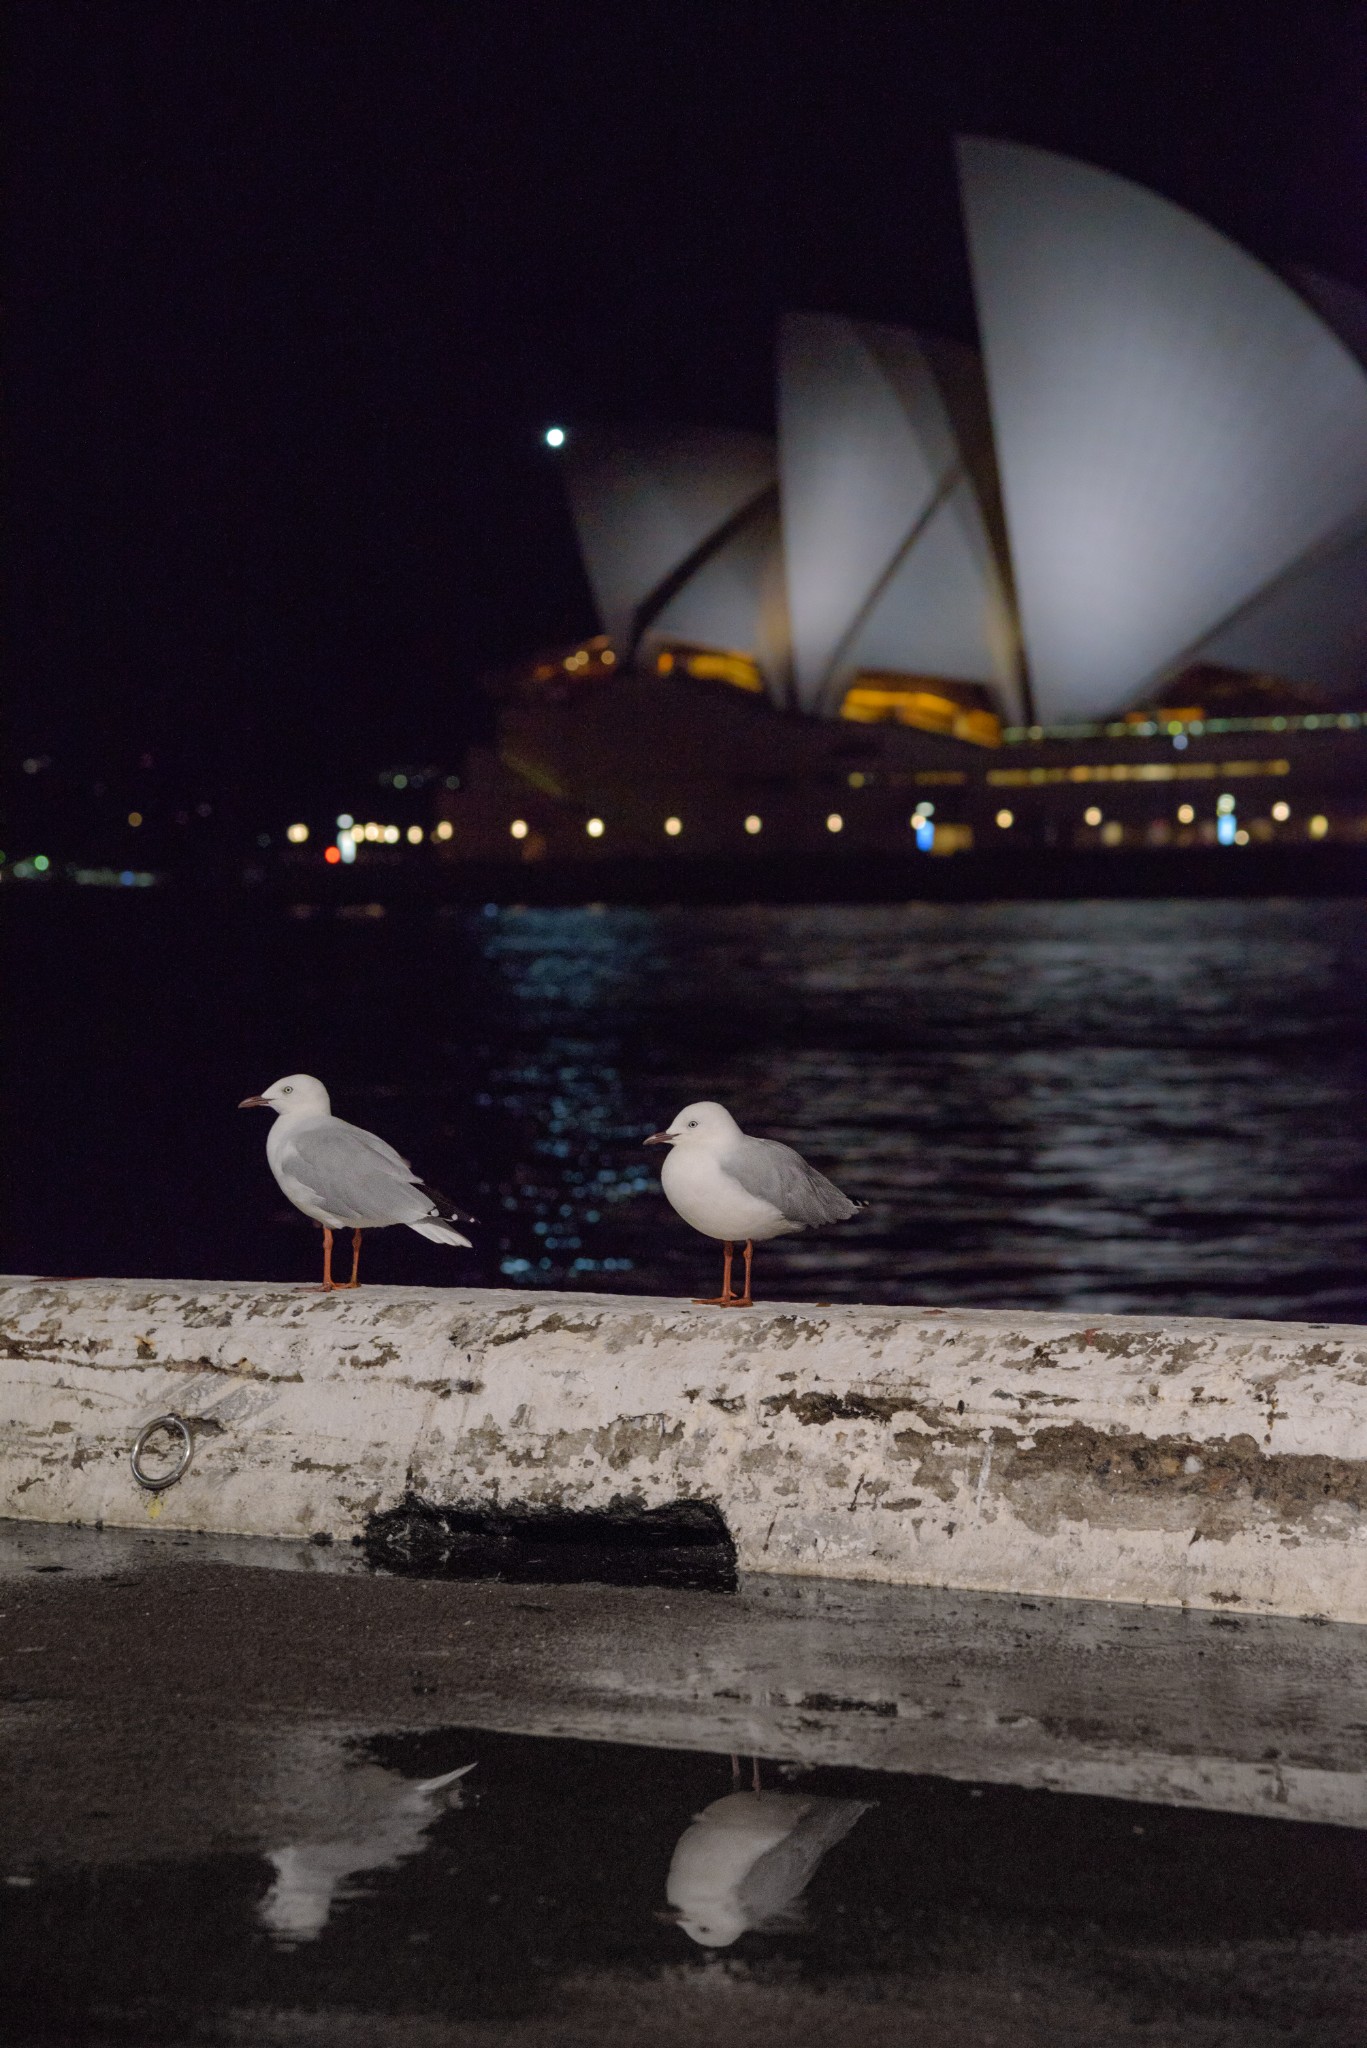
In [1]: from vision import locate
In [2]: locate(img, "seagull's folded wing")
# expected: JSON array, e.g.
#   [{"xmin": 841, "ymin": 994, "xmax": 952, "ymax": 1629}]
[
  {"xmin": 281, "ymin": 1120, "xmax": 430, "ymax": 1226},
  {"xmin": 725, "ymin": 1136, "xmax": 862, "ymax": 1226}
]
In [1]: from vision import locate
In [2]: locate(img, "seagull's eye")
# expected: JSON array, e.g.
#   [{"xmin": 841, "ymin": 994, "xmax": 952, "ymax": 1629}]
[
  {"xmin": 688, "ymin": 1119, "xmax": 698, "ymax": 1127},
  {"xmin": 282, "ymin": 1086, "xmax": 292, "ymax": 1094}
]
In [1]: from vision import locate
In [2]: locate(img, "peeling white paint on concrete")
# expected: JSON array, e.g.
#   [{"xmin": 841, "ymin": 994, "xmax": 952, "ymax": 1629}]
[{"xmin": 3, "ymin": 1277, "xmax": 1367, "ymax": 1620}]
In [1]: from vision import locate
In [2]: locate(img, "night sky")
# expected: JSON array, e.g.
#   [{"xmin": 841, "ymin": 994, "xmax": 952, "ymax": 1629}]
[{"xmin": 11, "ymin": 2, "xmax": 1367, "ymax": 826}]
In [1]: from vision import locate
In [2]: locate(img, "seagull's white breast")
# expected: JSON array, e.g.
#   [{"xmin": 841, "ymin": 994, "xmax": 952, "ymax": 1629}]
[{"xmin": 660, "ymin": 1146, "xmax": 795, "ymax": 1242}]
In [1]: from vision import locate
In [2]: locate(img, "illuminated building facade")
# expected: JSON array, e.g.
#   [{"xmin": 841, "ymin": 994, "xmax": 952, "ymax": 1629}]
[{"xmin": 417, "ymin": 141, "xmax": 1367, "ymax": 874}]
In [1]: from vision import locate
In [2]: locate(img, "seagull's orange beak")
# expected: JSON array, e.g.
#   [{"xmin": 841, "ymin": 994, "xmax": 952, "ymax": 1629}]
[
  {"xmin": 643, "ymin": 1131, "xmax": 673, "ymax": 1146},
  {"xmin": 238, "ymin": 1095, "xmax": 269, "ymax": 1109}
]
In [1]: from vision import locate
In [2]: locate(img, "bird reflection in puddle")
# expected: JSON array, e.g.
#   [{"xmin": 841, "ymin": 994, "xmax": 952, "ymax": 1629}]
[
  {"xmin": 259, "ymin": 1760, "xmax": 475, "ymax": 1943},
  {"xmin": 665, "ymin": 1760, "xmax": 872, "ymax": 1948}
]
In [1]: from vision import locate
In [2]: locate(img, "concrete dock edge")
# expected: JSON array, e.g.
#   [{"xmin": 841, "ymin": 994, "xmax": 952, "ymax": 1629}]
[{"xmin": 3, "ymin": 1277, "xmax": 1366, "ymax": 1620}]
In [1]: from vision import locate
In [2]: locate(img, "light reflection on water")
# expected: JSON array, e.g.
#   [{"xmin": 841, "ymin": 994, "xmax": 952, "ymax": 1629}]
[{"xmin": 473, "ymin": 900, "xmax": 1367, "ymax": 1317}]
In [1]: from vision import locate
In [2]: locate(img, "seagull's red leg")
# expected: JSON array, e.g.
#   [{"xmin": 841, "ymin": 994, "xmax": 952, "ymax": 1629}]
[
  {"xmin": 320, "ymin": 1227, "xmax": 335, "ymax": 1291},
  {"xmin": 730, "ymin": 1753, "xmax": 742, "ymax": 1786},
  {"xmin": 732, "ymin": 1239, "xmax": 755, "ymax": 1308},
  {"xmin": 694, "ymin": 1240, "xmax": 737, "ymax": 1306},
  {"xmin": 332, "ymin": 1228, "xmax": 362, "ymax": 1290}
]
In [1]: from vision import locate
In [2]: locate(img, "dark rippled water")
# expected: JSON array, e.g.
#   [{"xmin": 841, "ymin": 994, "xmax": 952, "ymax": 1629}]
[{"xmin": 8, "ymin": 894, "xmax": 1367, "ymax": 1317}]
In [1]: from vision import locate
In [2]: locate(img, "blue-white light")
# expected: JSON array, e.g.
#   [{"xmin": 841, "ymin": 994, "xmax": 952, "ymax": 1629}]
[
  {"xmin": 544, "ymin": 426, "xmax": 567, "ymax": 449},
  {"xmin": 1216, "ymin": 814, "xmax": 1237, "ymax": 846},
  {"xmin": 915, "ymin": 821, "xmax": 935, "ymax": 851}
]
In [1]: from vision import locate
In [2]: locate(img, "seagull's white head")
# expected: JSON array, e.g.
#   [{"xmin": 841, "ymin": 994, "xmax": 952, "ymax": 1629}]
[
  {"xmin": 644, "ymin": 1101, "xmax": 741, "ymax": 1151},
  {"xmin": 238, "ymin": 1074, "xmax": 331, "ymax": 1117}
]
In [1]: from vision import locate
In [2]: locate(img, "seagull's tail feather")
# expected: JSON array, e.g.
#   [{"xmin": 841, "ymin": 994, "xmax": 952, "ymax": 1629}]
[
  {"xmin": 409, "ymin": 1217, "xmax": 473, "ymax": 1248},
  {"xmin": 412, "ymin": 1177, "xmax": 477, "ymax": 1248}
]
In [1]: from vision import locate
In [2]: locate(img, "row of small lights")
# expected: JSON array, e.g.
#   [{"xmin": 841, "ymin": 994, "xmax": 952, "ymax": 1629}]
[
  {"xmin": 282, "ymin": 796, "xmax": 1331, "ymax": 859},
  {"xmin": 991, "ymin": 796, "xmax": 1327, "ymax": 843},
  {"xmin": 1003, "ymin": 712, "xmax": 1365, "ymax": 742}
]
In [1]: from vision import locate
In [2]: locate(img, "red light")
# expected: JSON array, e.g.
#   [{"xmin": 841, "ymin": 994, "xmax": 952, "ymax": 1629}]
[{"xmin": 324, "ymin": 845, "xmax": 342, "ymax": 865}]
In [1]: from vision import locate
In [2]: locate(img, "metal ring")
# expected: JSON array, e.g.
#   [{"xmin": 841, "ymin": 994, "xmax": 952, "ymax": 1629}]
[{"xmin": 130, "ymin": 1414, "xmax": 194, "ymax": 1492}]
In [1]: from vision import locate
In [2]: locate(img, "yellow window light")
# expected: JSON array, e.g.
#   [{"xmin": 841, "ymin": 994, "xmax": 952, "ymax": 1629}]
[
  {"xmin": 586, "ymin": 817, "xmax": 605, "ymax": 838},
  {"xmin": 682, "ymin": 649, "xmax": 765, "ymax": 692},
  {"xmin": 1083, "ymin": 806, "xmax": 1102, "ymax": 827},
  {"xmin": 664, "ymin": 816, "xmax": 682, "ymax": 836},
  {"xmin": 1234, "ymin": 829, "xmax": 1250, "ymax": 845},
  {"xmin": 510, "ymin": 819, "xmax": 529, "ymax": 840},
  {"xmin": 1272, "ymin": 800, "xmax": 1290, "ymax": 822},
  {"xmin": 744, "ymin": 814, "xmax": 762, "ymax": 835},
  {"xmin": 826, "ymin": 812, "xmax": 843, "ymax": 834},
  {"xmin": 1177, "ymin": 803, "xmax": 1195, "ymax": 825},
  {"xmin": 1309, "ymin": 814, "xmax": 1329, "ymax": 839},
  {"xmin": 383, "ymin": 825, "xmax": 400, "ymax": 844},
  {"xmin": 840, "ymin": 681, "xmax": 1001, "ymax": 747},
  {"xmin": 286, "ymin": 822, "xmax": 309, "ymax": 844},
  {"xmin": 1101, "ymin": 820, "xmax": 1124, "ymax": 846},
  {"xmin": 406, "ymin": 825, "xmax": 424, "ymax": 844},
  {"xmin": 128, "ymin": 811, "xmax": 143, "ymax": 827},
  {"xmin": 434, "ymin": 820, "xmax": 453, "ymax": 841},
  {"xmin": 995, "ymin": 809, "xmax": 1014, "ymax": 828},
  {"xmin": 364, "ymin": 822, "xmax": 380, "ymax": 841}
]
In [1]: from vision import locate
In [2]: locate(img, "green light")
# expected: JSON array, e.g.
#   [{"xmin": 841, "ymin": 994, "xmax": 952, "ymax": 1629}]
[{"xmin": 32, "ymin": 854, "xmax": 50, "ymax": 872}]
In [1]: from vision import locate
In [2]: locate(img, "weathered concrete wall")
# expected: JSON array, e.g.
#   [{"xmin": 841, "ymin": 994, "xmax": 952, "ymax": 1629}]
[{"xmin": 3, "ymin": 1277, "xmax": 1367, "ymax": 1620}]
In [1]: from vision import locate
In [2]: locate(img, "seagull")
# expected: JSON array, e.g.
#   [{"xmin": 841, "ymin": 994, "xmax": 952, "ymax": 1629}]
[
  {"xmin": 645, "ymin": 1100, "xmax": 863, "ymax": 1305},
  {"xmin": 260, "ymin": 1758, "xmax": 476, "ymax": 1943},
  {"xmin": 239, "ymin": 1073, "xmax": 475, "ymax": 1290},
  {"xmin": 665, "ymin": 1787, "xmax": 872, "ymax": 1948}
]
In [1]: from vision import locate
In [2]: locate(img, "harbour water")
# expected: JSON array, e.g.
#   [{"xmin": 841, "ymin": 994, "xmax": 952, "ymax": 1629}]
[{"xmin": 7, "ymin": 892, "xmax": 1367, "ymax": 1317}]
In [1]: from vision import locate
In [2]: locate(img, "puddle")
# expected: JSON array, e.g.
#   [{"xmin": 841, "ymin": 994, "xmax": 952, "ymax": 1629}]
[
  {"xmin": 4, "ymin": 1725, "xmax": 1367, "ymax": 2044},
  {"xmin": 3, "ymin": 1519, "xmax": 1367, "ymax": 2041}
]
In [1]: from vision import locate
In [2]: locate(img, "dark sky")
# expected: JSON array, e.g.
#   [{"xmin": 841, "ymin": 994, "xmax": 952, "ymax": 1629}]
[{"xmin": 11, "ymin": 1, "xmax": 1367, "ymax": 816}]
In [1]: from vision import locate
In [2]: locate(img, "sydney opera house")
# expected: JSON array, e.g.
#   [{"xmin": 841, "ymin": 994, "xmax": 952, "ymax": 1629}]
[{"xmin": 436, "ymin": 140, "xmax": 1367, "ymax": 869}]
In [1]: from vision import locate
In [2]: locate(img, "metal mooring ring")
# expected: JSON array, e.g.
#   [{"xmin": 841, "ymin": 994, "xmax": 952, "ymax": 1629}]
[{"xmin": 130, "ymin": 1414, "xmax": 194, "ymax": 1493}]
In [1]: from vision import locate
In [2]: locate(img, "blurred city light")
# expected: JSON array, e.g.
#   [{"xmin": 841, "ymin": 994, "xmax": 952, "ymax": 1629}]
[
  {"xmin": 664, "ymin": 816, "xmax": 682, "ymax": 836},
  {"xmin": 744, "ymin": 814, "xmax": 762, "ymax": 834},
  {"xmin": 510, "ymin": 819, "xmax": 529, "ymax": 840},
  {"xmin": 826, "ymin": 813, "xmax": 843, "ymax": 833},
  {"xmin": 586, "ymin": 817, "xmax": 604, "ymax": 837},
  {"xmin": 286, "ymin": 823, "xmax": 309, "ymax": 844},
  {"xmin": 544, "ymin": 426, "xmax": 567, "ymax": 448}
]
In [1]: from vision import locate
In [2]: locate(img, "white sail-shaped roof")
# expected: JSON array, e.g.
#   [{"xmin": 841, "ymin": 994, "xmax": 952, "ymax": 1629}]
[
  {"xmin": 777, "ymin": 313, "xmax": 1019, "ymax": 717},
  {"xmin": 958, "ymin": 138, "xmax": 1367, "ymax": 724},
  {"xmin": 1190, "ymin": 513, "xmax": 1367, "ymax": 701},
  {"xmin": 562, "ymin": 425, "xmax": 784, "ymax": 691}
]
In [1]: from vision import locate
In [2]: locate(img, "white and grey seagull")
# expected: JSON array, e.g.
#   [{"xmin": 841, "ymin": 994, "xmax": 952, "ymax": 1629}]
[
  {"xmin": 239, "ymin": 1073, "xmax": 475, "ymax": 1290},
  {"xmin": 645, "ymin": 1100, "xmax": 863, "ymax": 1306}
]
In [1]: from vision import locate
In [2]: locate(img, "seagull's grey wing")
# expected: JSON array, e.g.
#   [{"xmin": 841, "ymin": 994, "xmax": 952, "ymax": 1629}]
[
  {"xmin": 736, "ymin": 1799, "xmax": 872, "ymax": 1930},
  {"xmin": 281, "ymin": 1120, "xmax": 430, "ymax": 1227},
  {"xmin": 724, "ymin": 1135, "xmax": 863, "ymax": 1227}
]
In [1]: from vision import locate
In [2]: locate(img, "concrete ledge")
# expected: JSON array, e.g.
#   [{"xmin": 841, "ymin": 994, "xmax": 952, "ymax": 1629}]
[{"xmin": 3, "ymin": 1277, "xmax": 1367, "ymax": 1620}]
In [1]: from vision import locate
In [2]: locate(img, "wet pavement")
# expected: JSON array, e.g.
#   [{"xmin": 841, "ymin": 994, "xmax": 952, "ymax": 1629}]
[{"xmin": 2, "ymin": 1520, "xmax": 1366, "ymax": 2045}]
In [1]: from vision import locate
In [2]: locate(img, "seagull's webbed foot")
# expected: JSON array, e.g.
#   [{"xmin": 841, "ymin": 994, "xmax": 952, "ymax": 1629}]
[{"xmin": 694, "ymin": 1240, "xmax": 743, "ymax": 1306}]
